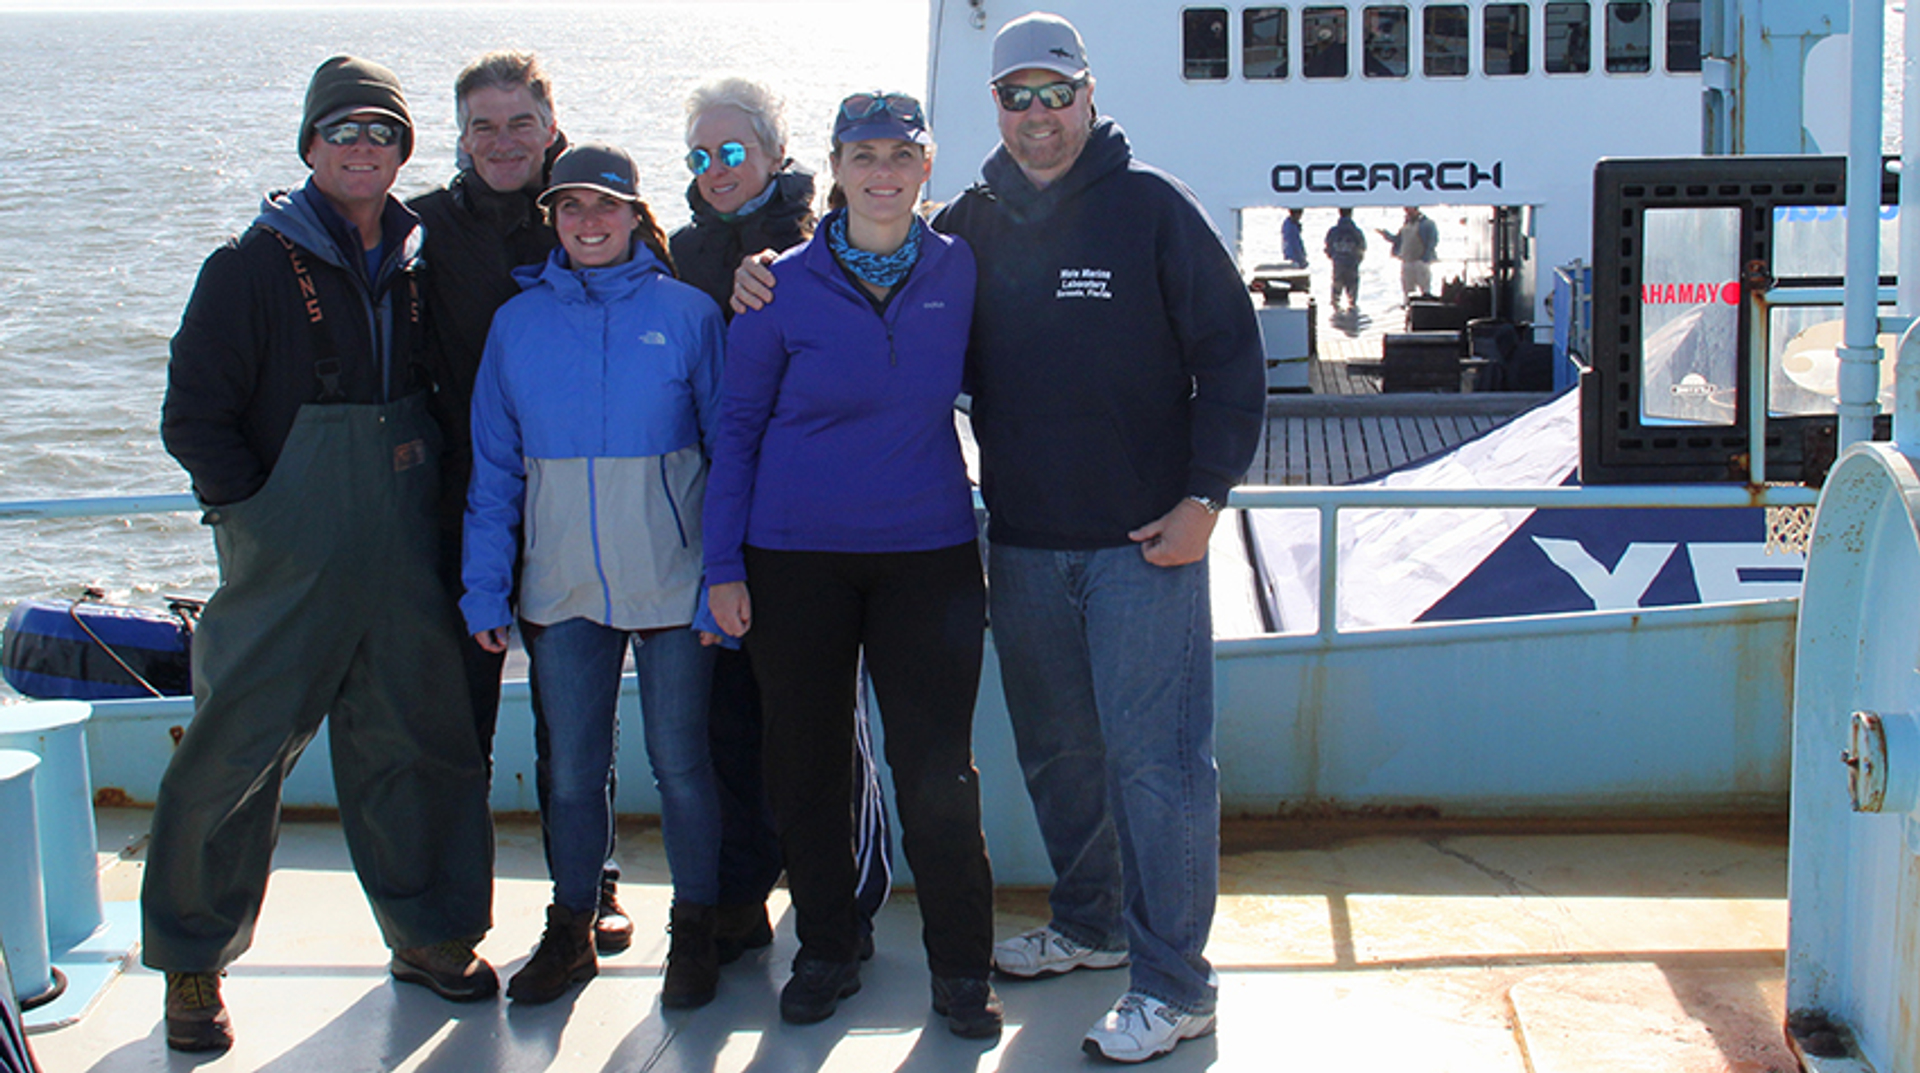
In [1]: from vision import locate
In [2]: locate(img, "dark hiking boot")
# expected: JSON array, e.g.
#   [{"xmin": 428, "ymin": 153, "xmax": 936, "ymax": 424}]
[
  {"xmin": 661, "ymin": 902, "xmax": 719, "ymax": 1009},
  {"xmin": 780, "ymin": 953, "xmax": 861, "ymax": 1024},
  {"xmin": 506, "ymin": 905, "xmax": 597, "ymax": 1005},
  {"xmin": 931, "ymin": 975, "xmax": 1005, "ymax": 1039},
  {"xmin": 164, "ymin": 971, "xmax": 232, "ymax": 1052},
  {"xmin": 390, "ymin": 938, "xmax": 499, "ymax": 1001},
  {"xmin": 714, "ymin": 901, "xmax": 774, "ymax": 965},
  {"xmin": 594, "ymin": 874, "xmax": 634, "ymax": 954}
]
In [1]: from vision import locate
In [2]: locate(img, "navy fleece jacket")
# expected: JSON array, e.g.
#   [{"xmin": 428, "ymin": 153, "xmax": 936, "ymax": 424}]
[
  {"xmin": 702, "ymin": 212, "xmax": 978, "ymax": 587},
  {"xmin": 934, "ymin": 119, "xmax": 1265, "ymax": 549}
]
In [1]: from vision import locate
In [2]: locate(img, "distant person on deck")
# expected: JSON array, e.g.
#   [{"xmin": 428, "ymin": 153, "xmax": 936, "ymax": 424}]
[
  {"xmin": 407, "ymin": 51, "xmax": 639, "ymax": 960},
  {"xmin": 1379, "ymin": 204, "xmax": 1439, "ymax": 300},
  {"xmin": 734, "ymin": 10, "xmax": 1266, "ymax": 1062},
  {"xmin": 149, "ymin": 55, "xmax": 497, "ymax": 1054},
  {"xmin": 1281, "ymin": 207, "xmax": 1307, "ymax": 268},
  {"xmin": 667, "ymin": 76, "xmax": 895, "ymax": 972},
  {"xmin": 1325, "ymin": 207, "xmax": 1366, "ymax": 312}
]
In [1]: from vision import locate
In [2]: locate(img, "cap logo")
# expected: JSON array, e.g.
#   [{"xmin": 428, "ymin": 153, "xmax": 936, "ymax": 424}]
[
  {"xmin": 1051, "ymin": 47, "xmax": 1077, "ymax": 59},
  {"xmin": 601, "ymin": 171, "xmax": 626, "ymax": 184}
]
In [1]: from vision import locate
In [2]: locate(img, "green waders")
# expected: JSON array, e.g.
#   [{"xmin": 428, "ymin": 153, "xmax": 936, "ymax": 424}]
[{"xmin": 142, "ymin": 394, "xmax": 494, "ymax": 972}]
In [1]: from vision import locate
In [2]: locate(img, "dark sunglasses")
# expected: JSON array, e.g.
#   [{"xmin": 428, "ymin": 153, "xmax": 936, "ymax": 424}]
[
  {"xmin": 838, "ymin": 91, "xmax": 924, "ymax": 125},
  {"xmin": 992, "ymin": 78, "xmax": 1086, "ymax": 112},
  {"xmin": 686, "ymin": 141, "xmax": 749, "ymax": 176},
  {"xmin": 318, "ymin": 119, "xmax": 403, "ymax": 148}
]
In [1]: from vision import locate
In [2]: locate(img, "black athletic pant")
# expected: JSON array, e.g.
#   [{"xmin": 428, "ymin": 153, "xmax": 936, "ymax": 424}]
[{"xmin": 743, "ymin": 542, "xmax": 994, "ymax": 978}]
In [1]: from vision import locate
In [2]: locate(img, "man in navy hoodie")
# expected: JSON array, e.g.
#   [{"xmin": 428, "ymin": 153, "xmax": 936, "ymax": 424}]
[
  {"xmin": 734, "ymin": 14, "xmax": 1263, "ymax": 1060},
  {"xmin": 937, "ymin": 13, "xmax": 1264, "ymax": 1064}
]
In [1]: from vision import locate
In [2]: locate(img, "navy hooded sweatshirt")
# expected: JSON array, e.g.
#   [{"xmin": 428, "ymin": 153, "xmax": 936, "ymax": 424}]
[{"xmin": 934, "ymin": 119, "xmax": 1265, "ymax": 550}]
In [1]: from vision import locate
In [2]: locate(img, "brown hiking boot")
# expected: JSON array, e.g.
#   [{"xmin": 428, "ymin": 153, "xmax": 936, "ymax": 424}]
[
  {"xmin": 714, "ymin": 901, "xmax": 773, "ymax": 965},
  {"xmin": 662, "ymin": 902, "xmax": 718, "ymax": 1009},
  {"xmin": 164, "ymin": 971, "xmax": 232, "ymax": 1052},
  {"xmin": 594, "ymin": 873, "xmax": 633, "ymax": 954},
  {"xmin": 390, "ymin": 938, "xmax": 499, "ymax": 1002},
  {"xmin": 508, "ymin": 904, "xmax": 597, "ymax": 1004}
]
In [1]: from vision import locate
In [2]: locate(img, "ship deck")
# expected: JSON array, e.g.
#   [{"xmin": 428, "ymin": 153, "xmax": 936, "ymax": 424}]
[{"xmin": 28, "ymin": 809, "xmax": 1795, "ymax": 1073}]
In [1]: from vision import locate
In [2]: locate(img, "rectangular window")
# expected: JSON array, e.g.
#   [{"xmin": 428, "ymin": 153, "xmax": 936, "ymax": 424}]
[
  {"xmin": 1362, "ymin": 6, "xmax": 1409, "ymax": 77},
  {"xmin": 1183, "ymin": 7, "xmax": 1231, "ymax": 80},
  {"xmin": 1666, "ymin": 0, "xmax": 1703, "ymax": 72},
  {"xmin": 1302, "ymin": 7, "xmax": 1349, "ymax": 78},
  {"xmin": 1545, "ymin": 2, "xmax": 1592, "ymax": 74},
  {"xmin": 1424, "ymin": 5, "xmax": 1470, "ymax": 76},
  {"xmin": 1484, "ymin": 3, "xmax": 1530, "ymax": 75},
  {"xmin": 1244, "ymin": 7, "xmax": 1289, "ymax": 79},
  {"xmin": 1640, "ymin": 207, "xmax": 1739, "ymax": 426},
  {"xmin": 1605, "ymin": 1, "xmax": 1652, "ymax": 72}
]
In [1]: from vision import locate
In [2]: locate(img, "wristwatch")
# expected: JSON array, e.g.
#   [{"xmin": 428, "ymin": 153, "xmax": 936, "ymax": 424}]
[{"xmin": 1185, "ymin": 494, "xmax": 1226, "ymax": 515}]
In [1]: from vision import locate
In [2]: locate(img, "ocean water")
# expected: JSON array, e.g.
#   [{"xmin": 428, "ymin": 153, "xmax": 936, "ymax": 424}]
[{"xmin": 0, "ymin": 2, "xmax": 927, "ymax": 645}]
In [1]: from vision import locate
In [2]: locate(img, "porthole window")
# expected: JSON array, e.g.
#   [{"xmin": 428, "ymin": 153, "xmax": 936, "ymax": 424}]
[
  {"xmin": 1424, "ymin": 5, "xmax": 1470, "ymax": 77},
  {"xmin": 1484, "ymin": 3, "xmax": 1531, "ymax": 75},
  {"xmin": 1545, "ymin": 2, "xmax": 1592, "ymax": 74},
  {"xmin": 1302, "ymin": 6, "xmax": 1350, "ymax": 78},
  {"xmin": 1363, "ymin": 6, "xmax": 1410, "ymax": 77},
  {"xmin": 1183, "ymin": 7, "xmax": 1231, "ymax": 80},
  {"xmin": 1605, "ymin": 1, "xmax": 1652, "ymax": 72},
  {"xmin": 1666, "ymin": 0, "xmax": 1703, "ymax": 72},
  {"xmin": 1244, "ymin": 7, "xmax": 1289, "ymax": 79}
]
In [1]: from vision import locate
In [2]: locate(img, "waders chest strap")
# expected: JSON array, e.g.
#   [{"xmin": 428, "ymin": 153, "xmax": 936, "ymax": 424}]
[{"xmin": 262, "ymin": 227, "xmax": 346, "ymax": 403}]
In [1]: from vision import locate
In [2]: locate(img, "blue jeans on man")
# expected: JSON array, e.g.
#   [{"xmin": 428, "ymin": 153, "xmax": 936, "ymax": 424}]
[
  {"xmin": 987, "ymin": 541, "xmax": 1219, "ymax": 1015},
  {"xmin": 523, "ymin": 618, "xmax": 720, "ymax": 911}
]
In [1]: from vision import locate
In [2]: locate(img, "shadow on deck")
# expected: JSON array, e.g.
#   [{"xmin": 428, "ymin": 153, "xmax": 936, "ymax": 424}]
[{"xmin": 29, "ymin": 811, "xmax": 1794, "ymax": 1073}]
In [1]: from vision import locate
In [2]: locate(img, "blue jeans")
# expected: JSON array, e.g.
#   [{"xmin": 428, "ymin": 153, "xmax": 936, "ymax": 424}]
[
  {"xmin": 524, "ymin": 618, "xmax": 719, "ymax": 911},
  {"xmin": 988, "ymin": 542, "xmax": 1219, "ymax": 1014}
]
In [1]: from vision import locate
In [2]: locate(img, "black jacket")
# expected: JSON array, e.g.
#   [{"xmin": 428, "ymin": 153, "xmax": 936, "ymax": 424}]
[
  {"xmin": 409, "ymin": 156, "xmax": 563, "ymax": 534},
  {"xmin": 162, "ymin": 182, "xmax": 431, "ymax": 507},
  {"xmin": 934, "ymin": 120, "xmax": 1265, "ymax": 549},
  {"xmin": 668, "ymin": 166, "xmax": 815, "ymax": 321}
]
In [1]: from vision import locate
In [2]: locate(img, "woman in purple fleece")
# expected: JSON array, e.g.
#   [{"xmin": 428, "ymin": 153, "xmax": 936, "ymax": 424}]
[{"xmin": 701, "ymin": 92, "xmax": 1000, "ymax": 1038}]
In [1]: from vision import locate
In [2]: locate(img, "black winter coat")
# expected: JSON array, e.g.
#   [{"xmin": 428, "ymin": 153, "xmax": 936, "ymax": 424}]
[
  {"xmin": 162, "ymin": 183, "xmax": 431, "ymax": 507},
  {"xmin": 409, "ymin": 158, "xmax": 561, "ymax": 533},
  {"xmin": 668, "ymin": 166, "xmax": 815, "ymax": 321}
]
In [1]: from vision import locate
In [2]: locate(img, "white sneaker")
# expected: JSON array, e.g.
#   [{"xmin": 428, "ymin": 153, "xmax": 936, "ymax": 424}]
[
  {"xmin": 991, "ymin": 925, "xmax": 1128, "ymax": 978},
  {"xmin": 1082, "ymin": 992, "xmax": 1217, "ymax": 1063}
]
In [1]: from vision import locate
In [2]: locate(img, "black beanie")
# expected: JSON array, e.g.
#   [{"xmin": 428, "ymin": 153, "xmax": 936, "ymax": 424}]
[{"xmin": 300, "ymin": 55, "xmax": 414, "ymax": 164}]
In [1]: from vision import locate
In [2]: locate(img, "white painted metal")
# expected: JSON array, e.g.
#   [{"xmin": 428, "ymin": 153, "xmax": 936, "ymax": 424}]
[
  {"xmin": 0, "ymin": 701, "xmax": 104, "ymax": 950},
  {"xmin": 1838, "ymin": 0, "xmax": 1886, "ymax": 449}
]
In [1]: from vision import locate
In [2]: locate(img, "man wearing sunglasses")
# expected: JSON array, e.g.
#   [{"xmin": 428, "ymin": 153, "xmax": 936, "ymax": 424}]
[
  {"xmin": 939, "ymin": 12, "xmax": 1263, "ymax": 1064},
  {"xmin": 149, "ymin": 55, "xmax": 498, "ymax": 1052},
  {"xmin": 407, "ymin": 53, "xmax": 647, "ymax": 958}
]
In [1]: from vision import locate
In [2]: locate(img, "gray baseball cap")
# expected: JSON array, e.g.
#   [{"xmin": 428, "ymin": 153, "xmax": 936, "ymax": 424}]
[
  {"xmin": 539, "ymin": 143, "xmax": 639, "ymax": 205},
  {"xmin": 990, "ymin": 12, "xmax": 1091, "ymax": 82}
]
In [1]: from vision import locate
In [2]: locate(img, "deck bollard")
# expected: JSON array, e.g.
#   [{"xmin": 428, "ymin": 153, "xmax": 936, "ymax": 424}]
[
  {"xmin": 0, "ymin": 701, "xmax": 105, "ymax": 949},
  {"xmin": 0, "ymin": 750, "xmax": 56, "ymax": 1008}
]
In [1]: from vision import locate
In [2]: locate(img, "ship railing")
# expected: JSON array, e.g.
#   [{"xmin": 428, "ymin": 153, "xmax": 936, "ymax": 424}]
[{"xmin": 0, "ymin": 483, "xmax": 1820, "ymax": 655}]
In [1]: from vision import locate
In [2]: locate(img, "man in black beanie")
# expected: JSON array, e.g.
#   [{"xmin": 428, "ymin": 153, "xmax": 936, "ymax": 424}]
[{"xmin": 145, "ymin": 54, "xmax": 498, "ymax": 1053}]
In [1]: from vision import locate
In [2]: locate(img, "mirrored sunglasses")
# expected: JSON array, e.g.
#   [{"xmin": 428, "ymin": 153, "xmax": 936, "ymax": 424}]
[
  {"xmin": 318, "ymin": 119, "xmax": 403, "ymax": 148},
  {"xmin": 686, "ymin": 141, "xmax": 748, "ymax": 176},
  {"xmin": 838, "ymin": 91, "xmax": 924, "ymax": 125},
  {"xmin": 992, "ymin": 78, "xmax": 1086, "ymax": 112}
]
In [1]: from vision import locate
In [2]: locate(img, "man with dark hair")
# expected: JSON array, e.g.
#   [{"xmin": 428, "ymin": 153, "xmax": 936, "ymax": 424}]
[
  {"xmin": 147, "ymin": 54, "xmax": 497, "ymax": 1053},
  {"xmin": 408, "ymin": 52, "xmax": 637, "ymax": 955}
]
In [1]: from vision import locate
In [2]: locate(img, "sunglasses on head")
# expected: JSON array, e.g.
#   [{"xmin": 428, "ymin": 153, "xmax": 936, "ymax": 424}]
[
  {"xmin": 992, "ymin": 78, "xmax": 1086, "ymax": 112},
  {"xmin": 838, "ymin": 91, "xmax": 924, "ymax": 125},
  {"xmin": 686, "ymin": 141, "xmax": 748, "ymax": 176},
  {"xmin": 318, "ymin": 119, "xmax": 403, "ymax": 148}
]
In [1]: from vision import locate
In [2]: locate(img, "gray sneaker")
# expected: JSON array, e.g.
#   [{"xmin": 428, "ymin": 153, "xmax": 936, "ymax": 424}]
[
  {"xmin": 1082, "ymin": 992, "xmax": 1217, "ymax": 1063},
  {"xmin": 991, "ymin": 925, "xmax": 1128, "ymax": 978}
]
